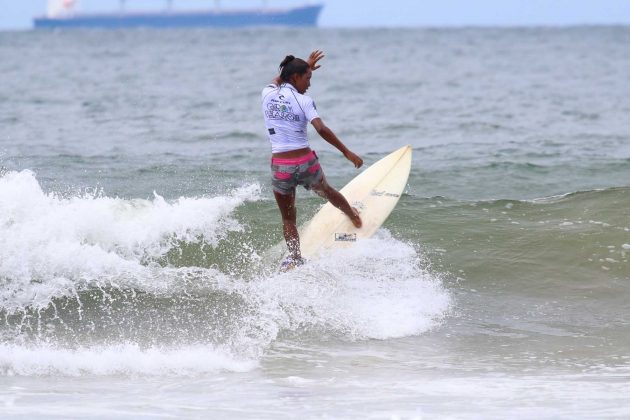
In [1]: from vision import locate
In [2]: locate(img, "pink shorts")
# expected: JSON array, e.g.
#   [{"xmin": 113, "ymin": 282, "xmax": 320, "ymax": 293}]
[{"xmin": 271, "ymin": 150, "xmax": 324, "ymax": 195}]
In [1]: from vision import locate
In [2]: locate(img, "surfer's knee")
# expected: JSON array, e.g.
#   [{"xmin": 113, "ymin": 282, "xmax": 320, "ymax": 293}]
[
  {"xmin": 313, "ymin": 178, "xmax": 335, "ymax": 197},
  {"xmin": 312, "ymin": 187, "xmax": 327, "ymax": 198},
  {"xmin": 311, "ymin": 175, "xmax": 326, "ymax": 189}
]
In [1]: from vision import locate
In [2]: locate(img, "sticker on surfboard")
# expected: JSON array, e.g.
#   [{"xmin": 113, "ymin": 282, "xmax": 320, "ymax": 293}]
[
  {"xmin": 334, "ymin": 233, "xmax": 357, "ymax": 242},
  {"xmin": 370, "ymin": 190, "xmax": 400, "ymax": 198}
]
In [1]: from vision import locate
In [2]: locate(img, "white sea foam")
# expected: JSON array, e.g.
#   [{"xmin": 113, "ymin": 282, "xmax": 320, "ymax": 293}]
[
  {"xmin": 0, "ymin": 170, "xmax": 450, "ymax": 376},
  {"xmin": 0, "ymin": 343, "xmax": 256, "ymax": 376},
  {"xmin": 245, "ymin": 230, "xmax": 451, "ymax": 341},
  {"xmin": 0, "ymin": 170, "xmax": 260, "ymax": 312}
]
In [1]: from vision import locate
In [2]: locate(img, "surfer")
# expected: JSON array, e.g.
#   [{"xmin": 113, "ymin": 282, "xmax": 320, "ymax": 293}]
[{"xmin": 262, "ymin": 50, "xmax": 363, "ymax": 269}]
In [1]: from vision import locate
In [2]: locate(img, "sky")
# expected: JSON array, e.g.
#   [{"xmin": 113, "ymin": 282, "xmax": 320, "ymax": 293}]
[{"xmin": 2, "ymin": 0, "xmax": 630, "ymax": 30}]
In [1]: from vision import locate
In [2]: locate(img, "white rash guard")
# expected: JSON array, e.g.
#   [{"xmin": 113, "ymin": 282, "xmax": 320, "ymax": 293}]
[{"xmin": 261, "ymin": 83, "xmax": 320, "ymax": 153}]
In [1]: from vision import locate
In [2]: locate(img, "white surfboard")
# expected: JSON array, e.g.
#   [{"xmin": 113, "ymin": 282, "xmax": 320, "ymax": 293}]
[{"xmin": 299, "ymin": 145, "xmax": 412, "ymax": 259}]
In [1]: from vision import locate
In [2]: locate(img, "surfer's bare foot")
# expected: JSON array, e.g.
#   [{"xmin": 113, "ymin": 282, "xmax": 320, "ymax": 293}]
[{"xmin": 350, "ymin": 207, "xmax": 362, "ymax": 228}]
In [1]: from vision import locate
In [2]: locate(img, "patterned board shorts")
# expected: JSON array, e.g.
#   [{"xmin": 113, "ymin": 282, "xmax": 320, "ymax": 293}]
[{"xmin": 271, "ymin": 150, "xmax": 324, "ymax": 195}]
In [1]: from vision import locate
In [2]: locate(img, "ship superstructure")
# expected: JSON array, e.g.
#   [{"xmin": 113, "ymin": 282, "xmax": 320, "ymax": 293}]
[{"xmin": 34, "ymin": 0, "xmax": 323, "ymax": 28}]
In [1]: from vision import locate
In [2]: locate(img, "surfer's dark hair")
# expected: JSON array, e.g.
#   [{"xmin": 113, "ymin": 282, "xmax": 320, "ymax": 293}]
[{"xmin": 279, "ymin": 55, "xmax": 310, "ymax": 82}]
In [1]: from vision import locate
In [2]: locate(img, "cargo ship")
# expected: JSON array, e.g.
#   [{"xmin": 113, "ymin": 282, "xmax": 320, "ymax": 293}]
[{"xmin": 34, "ymin": 0, "xmax": 323, "ymax": 29}]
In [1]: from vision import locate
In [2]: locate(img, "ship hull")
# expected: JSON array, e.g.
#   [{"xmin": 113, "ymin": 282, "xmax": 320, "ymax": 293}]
[{"xmin": 34, "ymin": 4, "xmax": 322, "ymax": 28}]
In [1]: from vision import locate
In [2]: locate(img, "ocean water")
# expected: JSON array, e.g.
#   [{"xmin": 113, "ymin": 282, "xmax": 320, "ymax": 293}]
[{"xmin": 1, "ymin": 27, "xmax": 630, "ymax": 418}]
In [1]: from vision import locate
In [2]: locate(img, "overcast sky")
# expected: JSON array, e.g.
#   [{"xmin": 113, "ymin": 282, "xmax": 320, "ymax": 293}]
[{"xmin": 2, "ymin": 0, "xmax": 630, "ymax": 30}]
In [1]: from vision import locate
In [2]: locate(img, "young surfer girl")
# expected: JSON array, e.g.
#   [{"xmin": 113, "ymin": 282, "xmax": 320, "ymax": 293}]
[{"xmin": 262, "ymin": 50, "xmax": 363, "ymax": 269}]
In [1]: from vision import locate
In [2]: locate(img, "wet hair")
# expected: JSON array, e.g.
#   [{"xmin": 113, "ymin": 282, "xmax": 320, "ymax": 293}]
[{"xmin": 279, "ymin": 55, "xmax": 310, "ymax": 83}]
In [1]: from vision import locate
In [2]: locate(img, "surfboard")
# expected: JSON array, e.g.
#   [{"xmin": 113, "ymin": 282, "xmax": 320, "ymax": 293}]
[{"xmin": 298, "ymin": 145, "xmax": 412, "ymax": 260}]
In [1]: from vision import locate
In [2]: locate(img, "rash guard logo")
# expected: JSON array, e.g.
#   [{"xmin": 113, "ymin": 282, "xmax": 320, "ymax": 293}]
[{"xmin": 265, "ymin": 103, "xmax": 300, "ymax": 121}]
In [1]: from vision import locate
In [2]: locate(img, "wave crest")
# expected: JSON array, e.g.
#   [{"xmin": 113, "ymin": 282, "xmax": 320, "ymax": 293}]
[{"xmin": 0, "ymin": 170, "xmax": 261, "ymax": 312}]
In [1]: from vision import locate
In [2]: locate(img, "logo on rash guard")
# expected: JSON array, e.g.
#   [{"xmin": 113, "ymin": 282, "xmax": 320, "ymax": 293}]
[{"xmin": 266, "ymin": 103, "xmax": 300, "ymax": 121}]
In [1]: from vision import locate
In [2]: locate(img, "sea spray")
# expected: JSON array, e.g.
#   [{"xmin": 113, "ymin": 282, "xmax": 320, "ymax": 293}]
[
  {"xmin": 0, "ymin": 170, "xmax": 261, "ymax": 312},
  {"xmin": 0, "ymin": 343, "xmax": 257, "ymax": 376},
  {"xmin": 0, "ymin": 170, "xmax": 450, "ymax": 376},
  {"xmin": 242, "ymin": 230, "xmax": 451, "ymax": 341}
]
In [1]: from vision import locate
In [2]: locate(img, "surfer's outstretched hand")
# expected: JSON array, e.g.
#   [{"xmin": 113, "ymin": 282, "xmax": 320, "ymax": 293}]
[
  {"xmin": 344, "ymin": 150, "xmax": 363, "ymax": 168},
  {"xmin": 307, "ymin": 50, "xmax": 325, "ymax": 71}
]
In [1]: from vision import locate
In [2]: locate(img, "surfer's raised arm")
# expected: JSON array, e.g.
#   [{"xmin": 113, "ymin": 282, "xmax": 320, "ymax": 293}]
[{"xmin": 270, "ymin": 50, "xmax": 324, "ymax": 86}]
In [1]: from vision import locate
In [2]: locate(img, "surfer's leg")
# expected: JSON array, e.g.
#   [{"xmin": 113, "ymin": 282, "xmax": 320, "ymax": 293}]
[
  {"xmin": 273, "ymin": 189, "xmax": 301, "ymax": 259},
  {"xmin": 312, "ymin": 177, "xmax": 362, "ymax": 228}
]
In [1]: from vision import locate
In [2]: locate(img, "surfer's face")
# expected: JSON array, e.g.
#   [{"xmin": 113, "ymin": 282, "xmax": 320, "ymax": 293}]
[{"xmin": 291, "ymin": 69, "xmax": 312, "ymax": 94}]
